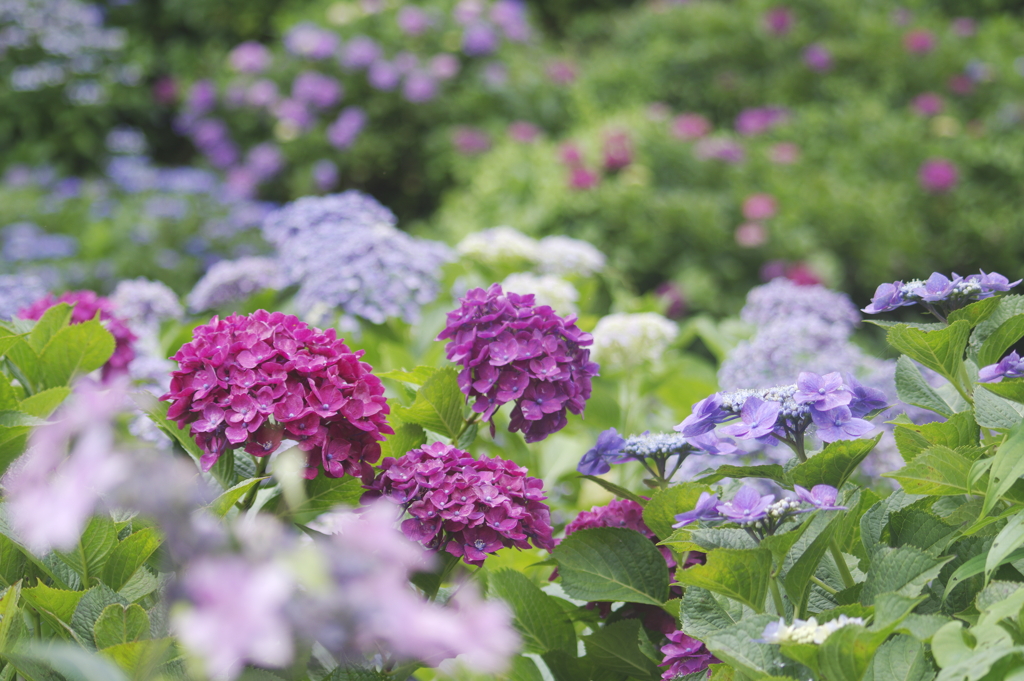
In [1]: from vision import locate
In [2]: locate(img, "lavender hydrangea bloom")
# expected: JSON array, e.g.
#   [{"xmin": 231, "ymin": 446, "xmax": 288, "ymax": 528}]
[
  {"xmin": 742, "ymin": 278, "xmax": 860, "ymax": 329},
  {"xmin": 794, "ymin": 485, "xmax": 846, "ymax": 511},
  {"xmin": 186, "ymin": 257, "xmax": 285, "ymax": 312},
  {"xmin": 716, "ymin": 485, "xmax": 773, "ymax": 523},
  {"xmin": 811, "ymin": 406, "xmax": 874, "ymax": 442},
  {"xmin": 2, "ymin": 222, "xmax": 77, "ymax": 261},
  {"xmin": 846, "ymin": 374, "xmax": 888, "ymax": 417},
  {"xmin": 916, "ymin": 272, "xmax": 956, "ymax": 302},
  {"xmin": 672, "ymin": 492, "xmax": 722, "ymax": 528},
  {"xmin": 979, "ymin": 351, "xmax": 1024, "ymax": 383},
  {"xmin": 685, "ymin": 431, "xmax": 737, "ymax": 455},
  {"xmin": 283, "ymin": 22, "xmax": 338, "ymax": 59},
  {"xmin": 0, "ymin": 273, "xmax": 48, "ymax": 320},
  {"xmin": 326, "ymin": 106, "xmax": 367, "ymax": 149},
  {"xmin": 676, "ymin": 393, "xmax": 730, "ymax": 437},
  {"xmin": 719, "ymin": 397, "xmax": 782, "ymax": 440},
  {"xmin": 340, "ymin": 36, "xmax": 380, "ymax": 69},
  {"xmin": 577, "ymin": 428, "xmax": 627, "ymax": 475},
  {"xmin": 865, "ymin": 271, "xmax": 1021, "ymax": 318},
  {"xmin": 111, "ymin": 277, "xmax": 183, "ymax": 334},
  {"xmin": 794, "ymin": 371, "xmax": 852, "ymax": 411},
  {"xmin": 862, "ymin": 282, "xmax": 908, "ymax": 314}
]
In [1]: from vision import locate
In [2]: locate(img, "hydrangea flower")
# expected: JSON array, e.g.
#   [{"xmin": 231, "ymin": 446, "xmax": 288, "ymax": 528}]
[
  {"xmin": 111, "ymin": 277, "xmax": 183, "ymax": 335},
  {"xmin": 576, "ymin": 428, "xmax": 628, "ymax": 475},
  {"xmin": 863, "ymin": 270, "xmax": 1021, "ymax": 319},
  {"xmin": 2, "ymin": 222, "xmax": 78, "ymax": 261},
  {"xmin": 0, "ymin": 274, "xmax": 48, "ymax": 320},
  {"xmin": 761, "ymin": 615, "xmax": 865, "ymax": 645},
  {"xmin": 979, "ymin": 351, "xmax": 1024, "ymax": 383},
  {"xmin": 186, "ymin": 257, "xmax": 285, "ymax": 313},
  {"xmin": 19, "ymin": 290, "xmax": 136, "ymax": 379},
  {"xmin": 591, "ymin": 313, "xmax": 678, "ymax": 372},
  {"xmin": 502, "ymin": 273, "xmax": 579, "ymax": 313},
  {"xmin": 162, "ymin": 310, "xmax": 392, "ymax": 479},
  {"xmin": 438, "ymin": 284, "xmax": 599, "ymax": 442},
  {"xmin": 673, "ymin": 484, "xmax": 844, "ymax": 537},
  {"xmin": 659, "ymin": 630, "xmax": 719, "ymax": 680},
  {"xmin": 535, "ymin": 235, "xmax": 606, "ymax": 276},
  {"xmin": 456, "ymin": 226, "xmax": 540, "ymax": 265},
  {"xmin": 365, "ymin": 442, "xmax": 554, "ymax": 566}
]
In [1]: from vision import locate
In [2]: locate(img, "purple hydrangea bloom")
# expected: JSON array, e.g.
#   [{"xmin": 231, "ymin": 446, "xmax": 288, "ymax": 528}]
[
  {"xmin": 846, "ymin": 374, "xmax": 888, "ymax": 417},
  {"xmin": 368, "ymin": 60, "xmax": 401, "ymax": 90},
  {"xmin": 794, "ymin": 371, "xmax": 852, "ymax": 411},
  {"xmin": 577, "ymin": 427, "xmax": 627, "ymax": 475},
  {"xmin": 228, "ymin": 41, "xmax": 272, "ymax": 73},
  {"xmin": 862, "ymin": 282, "xmax": 908, "ymax": 314},
  {"xmin": 463, "ymin": 22, "xmax": 498, "ymax": 56},
  {"xmin": 974, "ymin": 270, "xmax": 1023, "ymax": 294},
  {"xmin": 979, "ymin": 351, "xmax": 1024, "ymax": 383},
  {"xmin": 811, "ymin": 406, "xmax": 874, "ymax": 443},
  {"xmin": 735, "ymin": 107, "xmax": 789, "ymax": 136},
  {"xmin": 716, "ymin": 485, "xmax": 774, "ymax": 523},
  {"xmin": 403, "ymin": 70, "xmax": 438, "ymax": 103},
  {"xmin": 719, "ymin": 396, "xmax": 782, "ymax": 440},
  {"xmin": 916, "ymin": 272, "xmax": 957, "ymax": 302},
  {"xmin": 326, "ymin": 107, "xmax": 367, "ymax": 149},
  {"xmin": 438, "ymin": 284, "xmax": 599, "ymax": 442},
  {"xmin": 397, "ymin": 6, "xmax": 433, "ymax": 35},
  {"xmin": 803, "ymin": 43, "xmax": 833, "ymax": 72},
  {"xmin": 311, "ymin": 159, "xmax": 338, "ymax": 191},
  {"xmin": 794, "ymin": 484, "xmax": 846, "ymax": 511},
  {"xmin": 283, "ymin": 22, "xmax": 339, "ymax": 60},
  {"xmin": 865, "ymin": 271, "xmax": 1021, "ymax": 318},
  {"xmin": 676, "ymin": 393, "xmax": 730, "ymax": 437},
  {"xmin": 291, "ymin": 70, "xmax": 342, "ymax": 109},
  {"xmin": 659, "ymin": 630, "xmax": 719, "ymax": 680},
  {"xmin": 340, "ymin": 36, "xmax": 380, "ymax": 69},
  {"xmin": 673, "ymin": 492, "xmax": 722, "ymax": 528},
  {"xmin": 685, "ymin": 432, "xmax": 737, "ymax": 455},
  {"xmin": 365, "ymin": 442, "xmax": 555, "ymax": 566}
]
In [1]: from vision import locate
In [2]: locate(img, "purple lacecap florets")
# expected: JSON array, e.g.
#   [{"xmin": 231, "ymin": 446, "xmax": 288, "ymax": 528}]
[
  {"xmin": 365, "ymin": 442, "xmax": 555, "ymax": 566},
  {"xmin": 979, "ymin": 351, "xmax": 1024, "ymax": 383},
  {"xmin": 716, "ymin": 485, "xmax": 774, "ymax": 523},
  {"xmin": 438, "ymin": 284, "xmax": 599, "ymax": 442},
  {"xmin": 659, "ymin": 630, "xmax": 719, "ymax": 680},
  {"xmin": 19, "ymin": 290, "xmax": 137, "ymax": 380},
  {"xmin": 672, "ymin": 484, "xmax": 845, "ymax": 531},
  {"xmin": 576, "ymin": 427, "xmax": 627, "ymax": 475},
  {"xmin": 863, "ymin": 270, "xmax": 1022, "ymax": 315},
  {"xmin": 161, "ymin": 310, "xmax": 392, "ymax": 479},
  {"xmin": 794, "ymin": 484, "xmax": 846, "ymax": 511}
]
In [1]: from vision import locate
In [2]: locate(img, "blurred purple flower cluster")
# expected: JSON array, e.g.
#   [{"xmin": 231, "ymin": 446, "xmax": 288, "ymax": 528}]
[
  {"xmin": 864, "ymin": 270, "xmax": 1020, "ymax": 318},
  {"xmin": 673, "ymin": 484, "xmax": 844, "ymax": 531},
  {"xmin": 438, "ymin": 283, "xmax": 599, "ymax": 442},
  {"xmin": 365, "ymin": 441, "xmax": 555, "ymax": 566},
  {"xmin": 163, "ymin": 310, "xmax": 392, "ymax": 479}
]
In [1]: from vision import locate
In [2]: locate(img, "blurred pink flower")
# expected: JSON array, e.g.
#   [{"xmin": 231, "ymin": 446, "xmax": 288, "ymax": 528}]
[
  {"xmin": 603, "ymin": 130, "xmax": 632, "ymax": 172},
  {"xmin": 546, "ymin": 60, "xmax": 577, "ymax": 85},
  {"xmin": 903, "ymin": 29, "xmax": 936, "ymax": 54},
  {"xmin": 948, "ymin": 74, "xmax": 974, "ymax": 95},
  {"xmin": 763, "ymin": 7, "xmax": 794, "ymax": 36},
  {"xmin": 803, "ymin": 44, "xmax": 832, "ymax": 72},
  {"xmin": 397, "ymin": 6, "xmax": 433, "ymax": 35},
  {"xmin": 742, "ymin": 194, "xmax": 777, "ymax": 221},
  {"xmin": 453, "ymin": 127, "xmax": 492, "ymax": 155},
  {"xmin": 694, "ymin": 137, "xmax": 745, "ymax": 163},
  {"xmin": 911, "ymin": 92, "xmax": 943, "ymax": 116},
  {"xmin": 918, "ymin": 158, "xmax": 959, "ymax": 193},
  {"xmin": 560, "ymin": 143, "xmax": 583, "ymax": 166},
  {"xmin": 569, "ymin": 166, "xmax": 600, "ymax": 190},
  {"xmin": 671, "ymin": 113, "xmax": 711, "ymax": 140},
  {"xmin": 508, "ymin": 121, "xmax": 540, "ymax": 142},
  {"xmin": 769, "ymin": 142, "xmax": 800, "ymax": 164},
  {"xmin": 430, "ymin": 54, "xmax": 461, "ymax": 80},
  {"xmin": 152, "ymin": 76, "xmax": 177, "ymax": 105},
  {"xmin": 228, "ymin": 41, "xmax": 272, "ymax": 74},
  {"xmin": 951, "ymin": 17, "xmax": 976, "ymax": 37},
  {"xmin": 735, "ymin": 223, "xmax": 767, "ymax": 247}
]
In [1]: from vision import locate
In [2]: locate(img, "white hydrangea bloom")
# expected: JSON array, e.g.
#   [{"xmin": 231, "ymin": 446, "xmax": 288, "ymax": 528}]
[
  {"xmin": 761, "ymin": 615, "xmax": 864, "ymax": 645},
  {"xmin": 456, "ymin": 226, "xmax": 539, "ymax": 265},
  {"xmin": 536, "ymin": 235, "xmax": 606, "ymax": 277},
  {"xmin": 591, "ymin": 312, "xmax": 678, "ymax": 370},
  {"xmin": 502, "ymin": 273, "xmax": 579, "ymax": 314}
]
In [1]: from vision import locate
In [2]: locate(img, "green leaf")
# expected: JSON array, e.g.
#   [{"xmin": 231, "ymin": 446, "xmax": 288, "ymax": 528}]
[
  {"xmin": 70, "ymin": 584, "xmax": 130, "ymax": 649},
  {"xmin": 643, "ymin": 483, "xmax": 709, "ymax": 541},
  {"xmin": 791, "ymin": 435, "xmax": 882, "ymax": 490},
  {"xmin": 784, "ymin": 515, "xmax": 838, "ymax": 617},
  {"xmin": 17, "ymin": 387, "xmax": 71, "ymax": 418},
  {"xmin": 700, "ymin": 614, "xmax": 790, "ymax": 679},
  {"xmin": 380, "ymin": 422, "xmax": 427, "ymax": 460},
  {"xmin": 0, "ymin": 375, "xmax": 18, "ymax": 412},
  {"xmin": 100, "ymin": 528, "xmax": 162, "ymax": 593},
  {"xmin": 57, "ymin": 516, "xmax": 117, "ymax": 587},
  {"xmin": 27, "ymin": 304, "xmax": 73, "ymax": 352},
  {"xmin": 983, "ymin": 419, "xmax": 1024, "ymax": 518},
  {"xmin": 98, "ymin": 638, "xmax": 172, "ymax": 679},
  {"xmin": 892, "ymin": 412, "xmax": 979, "ymax": 463},
  {"xmin": 582, "ymin": 619, "xmax": 661, "ymax": 680},
  {"xmin": 542, "ymin": 650, "xmax": 595, "ymax": 681},
  {"xmin": 974, "ymin": 386, "xmax": 1024, "ymax": 430},
  {"xmin": 22, "ymin": 583, "xmax": 83, "ymax": 625},
  {"xmin": 695, "ymin": 464, "xmax": 788, "ymax": 486},
  {"xmin": 291, "ymin": 475, "xmax": 364, "ymax": 523},
  {"xmin": 866, "ymin": 321, "xmax": 945, "ymax": 332},
  {"xmin": 688, "ymin": 528, "xmax": 760, "ymax": 551},
  {"xmin": 392, "ymin": 367, "xmax": 465, "ymax": 440},
  {"xmin": 760, "ymin": 521, "xmax": 812, "ymax": 567},
  {"xmin": 503, "ymin": 656, "xmax": 546, "ymax": 681},
  {"xmin": 209, "ymin": 447, "xmax": 236, "ymax": 489},
  {"xmin": 978, "ymin": 314, "xmax": 1024, "ymax": 367},
  {"xmin": 580, "ymin": 475, "xmax": 646, "ymax": 506},
  {"xmin": 861, "ymin": 546, "xmax": 952, "ymax": 605},
  {"xmin": 779, "ymin": 643, "xmax": 821, "ymax": 675},
  {"xmin": 981, "ymin": 379, "xmax": 1024, "ymax": 405},
  {"xmin": 675, "ymin": 548, "xmax": 772, "ymax": 612},
  {"xmin": 887, "ymin": 320, "xmax": 972, "ymax": 390},
  {"xmin": 131, "ymin": 392, "xmax": 205, "ymax": 464},
  {"xmin": 887, "ymin": 509, "xmax": 958, "ymax": 556},
  {"xmin": 489, "ymin": 569, "xmax": 576, "ymax": 656},
  {"xmin": 551, "ymin": 527, "xmax": 669, "ymax": 605},
  {"xmin": 208, "ymin": 477, "xmax": 269, "ymax": 517},
  {"xmin": 377, "ymin": 366, "xmax": 438, "ymax": 387},
  {"xmin": 117, "ymin": 569, "xmax": 161, "ymax": 603},
  {"xmin": 872, "ymin": 592, "xmax": 926, "ymax": 629},
  {"xmin": 681, "ymin": 587, "xmax": 741, "ymax": 642},
  {"xmin": 37, "ymin": 318, "xmax": 116, "ymax": 388},
  {"xmin": 817, "ymin": 625, "xmax": 890, "ymax": 681},
  {"xmin": 885, "ymin": 445, "xmax": 976, "ymax": 496},
  {"xmin": 860, "ymin": 492, "xmax": 921, "ymax": 558},
  {"xmin": 985, "ymin": 512, "xmax": 1024, "ymax": 585},
  {"xmin": 949, "ymin": 298, "xmax": 1002, "ymax": 328},
  {"xmin": 895, "ymin": 356, "xmax": 953, "ymax": 417},
  {"xmin": 7, "ymin": 642, "xmax": 131, "ymax": 681},
  {"xmin": 942, "ymin": 547, "xmax": 1024, "ymax": 603},
  {"xmin": 92, "ymin": 604, "xmax": 150, "ymax": 649}
]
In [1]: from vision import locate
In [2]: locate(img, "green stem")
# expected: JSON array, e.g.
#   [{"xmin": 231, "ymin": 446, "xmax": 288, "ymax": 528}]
[
  {"xmin": 455, "ymin": 412, "xmax": 480, "ymax": 441},
  {"xmin": 32, "ymin": 609, "xmax": 41, "ymax": 639},
  {"xmin": 829, "ymin": 538, "xmax": 856, "ymax": 590},
  {"xmin": 5, "ymin": 359, "xmax": 33, "ymax": 397},
  {"xmin": 240, "ymin": 455, "xmax": 271, "ymax": 511},
  {"xmin": 810, "ymin": 575, "xmax": 839, "ymax": 595},
  {"xmin": 769, "ymin": 578, "xmax": 786, "ymax": 617}
]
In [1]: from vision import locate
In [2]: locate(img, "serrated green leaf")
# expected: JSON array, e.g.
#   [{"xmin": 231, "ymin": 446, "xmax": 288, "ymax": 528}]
[
  {"xmin": 949, "ymin": 298, "xmax": 1002, "ymax": 328},
  {"xmin": 18, "ymin": 387, "xmax": 71, "ymax": 418},
  {"xmin": 867, "ymin": 634, "xmax": 936, "ymax": 681},
  {"xmin": 893, "ymin": 412, "xmax": 979, "ymax": 463},
  {"xmin": 682, "ymin": 587, "xmax": 741, "ymax": 641},
  {"xmin": 779, "ymin": 643, "xmax": 820, "ymax": 674},
  {"xmin": 896, "ymin": 614, "xmax": 950, "ymax": 643},
  {"xmin": 291, "ymin": 475, "xmax": 364, "ymax": 523},
  {"xmin": 380, "ymin": 422, "xmax": 427, "ymax": 460},
  {"xmin": 791, "ymin": 435, "xmax": 882, "ymax": 490},
  {"xmin": 978, "ymin": 314, "xmax": 1024, "ymax": 367},
  {"xmin": 377, "ymin": 366, "xmax": 438, "ymax": 387},
  {"xmin": 760, "ymin": 521, "xmax": 812, "ymax": 567},
  {"xmin": 861, "ymin": 546, "xmax": 952, "ymax": 605},
  {"xmin": 888, "ymin": 508, "xmax": 959, "ymax": 555},
  {"xmin": 38, "ymin": 319, "xmax": 116, "ymax": 388},
  {"xmin": 583, "ymin": 619, "xmax": 660, "ymax": 680},
  {"xmin": 689, "ymin": 528, "xmax": 760, "ymax": 551},
  {"xmin": 27, "ymin": 304, "xmax": 74, "ymax": 352},
  {"xmin": 392, "ymin": 367, "xmax": 465, "ymax": 440},
  {"xmin": 643, "ymin": 483, "xmax": 709, "ymax": 541},
  {"xmin": 117, "ymin": 569, "xmax": 161, "ymax": 603},
  {"xmin": 92, "ymin": 603, "xmax": 149, "ymax": 650},
  {"xmin": 676, "ymin": 548, "xmax": 772, "ymax": 612},
  {"xmin": 0, "ymin": 375, "xmax": 19, "ymax": 412},
  {"xmin": 974, "ymin": 386, "xmax": 1024, "ymax": 430},
  {"xmin": 503, "ymin": 656, "xmax": 546, "ymax": 681},
  {"xmin": 984, "ymin": 512, "xmax": 1024, "ymax": 585},
  {"xmin": 867, "ymin": 321, "xmax": 945, "ymax": 331},
  {"xmin": 817, "ymin": 625, "xmax": 891, "ymax": 681},
  {"xmin": 695, "ymin": 465, "xmax": 788, "ymax": 486},
  {"xmin": 101, "ymin": 528, "xmax": 162, "ymax": 593},
  {"xmin": 895, "ymin": 356, "xmax": 953, "ymax": 417},
  {"xmin": 976, "ymin": 581, "xmax": 1024, "ymax": 611},
  {"xmin": 551, "ymin": 527, "xmax": 669, "ymax": 605},
  {"xmin": 943, "ymin": 547, "xmax": 1024, "ymax": 604},
  {"xmin": 208, "ymin": 477, "xmax": 268, "ymax": 517},
  {"xmin": 983, "ymin": 419, "xmax": 1024, "ymax": 518},
  {"xmin": 22, "ymin": 583, "xmax": 83, "ymax": 625},
  {"xmin": 981, "ymin": 379, "xmax": 1024, "ymax": 405},
  {"xmin": 57, "ymin": 516, "xmax": 117, "ymax": 587},
  {"xmin": 700, "ymin": 614, "xmax": 790, "ymax": 679},
  {"xmin": 70, "ymin": 584, "xmax": 130, "ymax": 650},
  {"xmin": 785, "ymin": 515, "xmax": 838, "ymax": 617},
  {"xmin": 885, "ymin": 445, "xmax": 975, "ymax": 496},
  {"xmin": 887, "ymin": 321, "xmax": 972, "ymax": 392},
  {"xmin": 580, "ymin": 475, "xmax": 646, "ymax": 506},
  {"xmin": 490, "ymin": 569, "xmax": 576, "ymax": 656}
]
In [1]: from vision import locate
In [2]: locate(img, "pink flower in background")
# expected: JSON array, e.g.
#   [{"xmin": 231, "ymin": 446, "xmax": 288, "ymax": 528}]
[
  {"xmin": 546, "ymin": 60, "xmax": 577, "ymax": 85},
  {"xmin": 735, "ymin": 223, "xmax": 767, "ymax": 247},
  {"xmin": 560, "ymin": 143, "xmax": 583, "ymax": 166},
  {"xmin": 911, "ymin": 92, "xmax": 943, "ymax": 116},
  {"xmin": 186, "ymin": 80, "xmax": 217, "ymax": 116},
  {"xmin": 327, "ymin": 107, "xmax": 366, "ymax": 149},
  {"xmin": 655, "ymin": 282, "xmax": 687, "ymax": 319},
  {"xmin": 951, "ymin": 17, "xmax": 976, "ymax": 37},
  {"xmin": 152, "ymin": 76, "xmax": 177, "ymax": 105},
  {"xmin": 454, "ymin": 0, "xmax": 484, "ymax": 24},
  {"xmin": 508, "ymin": 120, "xmax": 540, "ymax": 142},
  {"xmin": 463, "ymin": 22, "xmax": 498, "ymax": 56},
  {"xmin": 492, "ymin": 0, "xmax": 530, "ymax": 42},
  {"xmin": 430, "ymin": 54, "xmax": 461, "ymax": 80},
  {"xmin": 483, "ymin": 61, "xmax": 508, "ymax": 87},
  {"xmin": 919, "ymin": 158, "xmax": 959, "ymax": 193},
  {"xmin": 245, "ymin": 143, "xmax": 284, "ymax": 182},
  {"xmin": 735, "ymin": 107, "xmax": 789, "ymax": 136},
  {"xmin": 671, "ymin": 113, "xmax": 711, "ymax": 140},
  {"xmin": 341, "ymin": 36, "xmax": 381, "ymax": 70},
  {"xmin": 368, "ymin": 60, "xmax": 401, "ymax": 90},
  {"xmin": 274, "ymin": 98, "xmax": 313, "ymax": 130},
  {"xmin": 784, "ymin": 262, "xmax": 822, "ymax": 285},
  {"xmin": 453, "ymin": 126, "xmax": 492, "ymax": 155},
  {"xmin": 694, "ymin": 137, "xmax": 745, "ymax": 163},
  {"xmin": 397, "ymin": 6, "xmax": 433, "ymax": 35},
  {"xmin": 803, "ymin": 44, "xmax": 833, "ymax": 72},
  {"xmin": 603, "ymin": 130, "xmax": 633, "ymax": 171},
  {"xmin": 569, "ymin": 166, "xmax": 600, "ymax": 190},
  {"xmin": 225, "ymin": 167, "xmax": 258, "ymax": 200},
  {"xmin": 742, "ymin": 194, "xmax": 777, "ymax": 221},
  {"xmin": 245, "ymin": 79, "xmax": 279, "ymax": 108},
  {"xmin": 228, "ymin": 41, "xmax": 272, "ymax": 74},
  {"xmin": 763, "ymin": 6, "xmax": 794, "ymax": 36},
  {"xmin": 903, "ymin": 29, "xmax": 936, "ymax": 54},
  {"xmin": 769, "ymin": 142, "xmax": 800, "ymax": 164},
  {"xmin": 949, "ymin": 74, "xmax": 974, "ymax": 95},
  {"xmin": 403, "ymin": 70, "xmax": 438, "ymax": 102}
]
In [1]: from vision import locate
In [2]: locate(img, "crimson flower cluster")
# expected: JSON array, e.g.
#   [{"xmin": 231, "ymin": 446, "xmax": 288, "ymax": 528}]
[
  {"xmin": 162, "ymin": 310, "xmax": 392, "ymax": 480},
  {"xmin": 364, "ymin": 442, "xmax": 555, "ymax": 566},
  {"xmin": 437, "ymin": 284, "xmax": 599, "ymax": 443},
  {"xmin": 19, "ymin": 290, "xmax": 136, "ymax": 380}
]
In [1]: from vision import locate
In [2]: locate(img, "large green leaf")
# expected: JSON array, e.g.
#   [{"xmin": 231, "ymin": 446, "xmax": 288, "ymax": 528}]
[
  {"xmin": 291, "ymin": 475, "xmax": 364, "ymax": 523},
  {"xmin": 977, "ymin": 314, "xmax": 1024, "ymax": 367},
  {"xmin": 642, "ymin": 483, "xmax": 709, "ymax": 541},
  {"xmin": 984, "ymin": 512, "xmax": 1024, "ymax": 585},
  {"xmin": 784, "ymin": 515, "xmax": 838, "ymax": 617},
  {"xmin": 392, "ymin": 367, "xmax": 466, "ymax": 440},
  {"xmin": 208, "ymin": 477, "xmax": 269, "ymax": 517},
  {"xmin": 376, "ymin": 366, "xmax": 438, "ymax": 387},
  {"xmin": 70, "ymin": 584, "xmax": 130, "ymax": 649},
  {"xmin": 675, "ymin": 548, "xmax": 772, "ymax": 612},
  {"xmin": 92, "ymin": 604, "xmax": 150, "ymax": 650},
  {"xmin": 681, "ymin": 587, "xmax": 742, "ymax": 642},
  {"xmin": 695, "ymin": 465, "xmax": 788, "ymax": 486},
  {"xmin": 380, "ymin": 422, "xmax": 427, "ymax": 460},
  {"xmin": 100, "ymin": 528, "xmax": 162, "ymax": 593},
  {"xmin": 981, "ymin": 379, "xmax": 1024, "ymax": 405},
  {"xmin": 37, "ymin": 319, "xmax": 116, "ymax": 389},
  {"xmin": 974, "ymin": 387, "xmax": 1024, "ymax": 430},
  {"xmin": 982, "ymin": 418, "xmax": 1024, "ymax": 518},
  {"xmin": 790, "ymin": 435, "xmax": 882, "ymax": 490},
  {"xmin": 941, "ymin": 547, "xmax": 1024, "ymax": 603},
  {"xmin": 887, "ymin": 508, "xmax": 958, "ymax": 556},
  {"xmin": 22, "ymin": 583, "xmax": 83, "ymax": 626},
  {"xmin": 18, "ymin": 387, "xmax": 72, "ymax": 419},
  {"xmin": 582, "ymin": 619, "xmax": 660, "ymax": 680},
  {"xmin": 887, "ymin": 321, "xmax": 972, "ymax": 391},
  {"xmin": 817, "ymin": 625, "xmax": 890, "ymax": 681},
  {"xmin": 892, "ymin": 412, "xmax": 979, "ymax": 463},
  {"xmin": 948, "ymin": 298, "xmax": 1001, "ymax": 328},
  {"xmin": 25, "ymin": 304, "xmax": 73, "ymax": 352},
  {"xmin": 551, "ymin": 527, "xmax": 669, "ymax": 605},
  {"xmin": 489, "ymin": 569, "xmax": 576, "ymax": 656},
  {"xmin": 700, "ymin": 615, "xmax": 791, "ymax": 679},
  {"xmin": 885, "ymin": 446, "xmax": 976, "ymax": 496},
  {"xmin": 860, "ymin": 546, "xmax": 952, "ymax": 605},
  {"xmin": 894, "ymin": 356, "xmax": 953, "ymax": 417},
  {"xmin": 56, "ymin": 516, "xmax": 118, "ymax": 588}
]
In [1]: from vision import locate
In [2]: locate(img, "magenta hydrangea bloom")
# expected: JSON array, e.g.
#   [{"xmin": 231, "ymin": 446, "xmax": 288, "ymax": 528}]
[
  {"xmin": 19, "ymin": 290, "xmax": 136, "ymax": 380},
  {"xmin": 438, "ymin": 284, "xmax": 599, "ymax": 442},
  {"xmin": 161, "ymin": 310, "xmax": 392, "ymax": 479},
  {"xmin": 365, "ymin": 442, "xmax": 555, "ymax": 566},
  {"xmin": 659, "ymin": 630, "xmax": 719, "ymax": 680}
]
